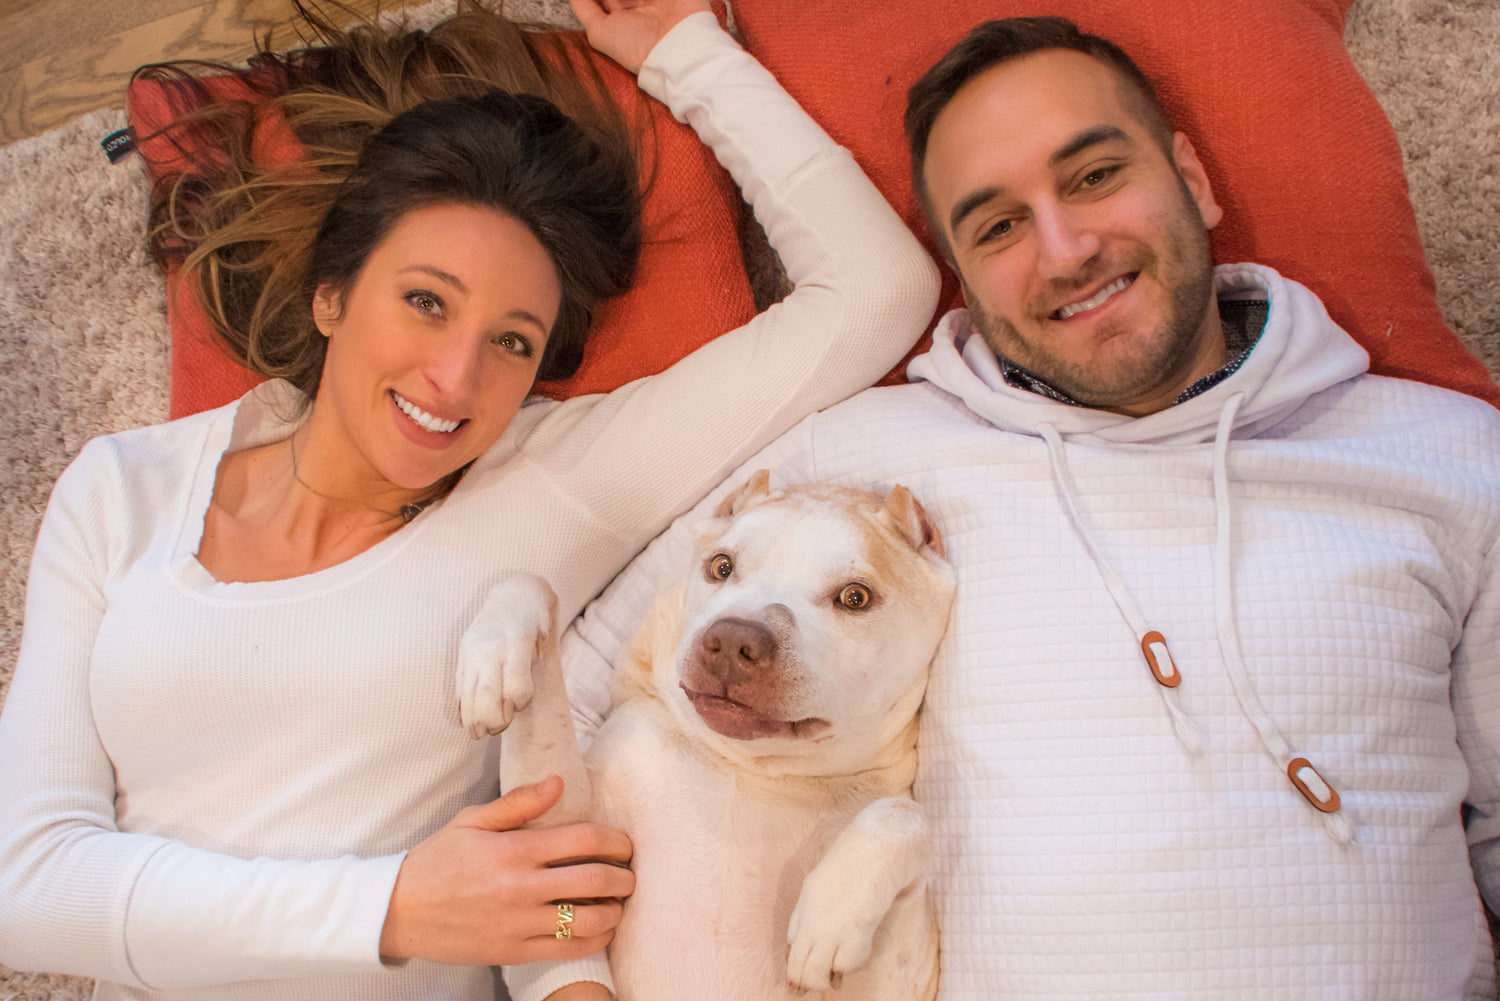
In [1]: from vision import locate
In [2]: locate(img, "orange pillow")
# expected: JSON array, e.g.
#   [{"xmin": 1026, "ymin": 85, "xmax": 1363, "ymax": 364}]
[
  {"xmin": 734, "ymin": 0, "xmax": 1500, "ymax": 407},
  {"xmin": 128, "ymin": 31, "xmax": 756, "ymax": 418}
]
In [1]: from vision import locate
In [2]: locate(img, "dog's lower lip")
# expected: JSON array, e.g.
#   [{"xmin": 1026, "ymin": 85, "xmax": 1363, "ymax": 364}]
[{"xmin": 681, "ymin": 688, "xmax": 827, "ymax": 741}]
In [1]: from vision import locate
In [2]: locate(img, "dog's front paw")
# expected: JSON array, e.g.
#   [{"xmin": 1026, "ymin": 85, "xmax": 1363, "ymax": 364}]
[
  {"xmin": 455, "ymin": 575, "xmax": 558, "ymax": 739},
  {"xmin": 785, "ymin": 868, "xmax": 881, "ymax": 991}
]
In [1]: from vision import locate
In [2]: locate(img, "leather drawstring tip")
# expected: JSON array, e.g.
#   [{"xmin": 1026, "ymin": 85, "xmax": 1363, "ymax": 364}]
[{"xmin": 1287, "ymin": 757, "xmax": 1355, "ymax": 845}]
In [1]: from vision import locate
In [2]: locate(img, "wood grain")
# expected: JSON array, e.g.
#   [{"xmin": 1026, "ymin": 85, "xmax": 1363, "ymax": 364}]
[{"xmin": 0, "ymin": 0, "xmax": 431, "ymax": 142}]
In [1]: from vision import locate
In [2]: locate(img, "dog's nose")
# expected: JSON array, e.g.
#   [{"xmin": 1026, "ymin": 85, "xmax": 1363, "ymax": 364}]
[{"xmin": 699, "ymin": 617, "xmax": 778, "ymax": 683}]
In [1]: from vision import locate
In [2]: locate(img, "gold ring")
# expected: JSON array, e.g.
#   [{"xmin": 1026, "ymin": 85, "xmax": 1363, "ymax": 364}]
[{"xmin": 555, "ymin": 902, "xmax": 575, "ymax": 940}]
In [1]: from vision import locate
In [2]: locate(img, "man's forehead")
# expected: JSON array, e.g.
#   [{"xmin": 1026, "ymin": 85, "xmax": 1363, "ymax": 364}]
[
  {"xmin": 930, "ymin": 53, "xmax": 1145, "ymax": 165},
  {"xmin": 922, "ymin": 49, "xmax": 1154, "ymax": 223}
]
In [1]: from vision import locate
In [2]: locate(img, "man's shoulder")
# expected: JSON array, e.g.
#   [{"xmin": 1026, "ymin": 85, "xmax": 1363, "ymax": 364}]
[
  {"xmin": 1279, "ymin": 374, "xmax": 1500, "ymax": 498},
  {"xmin": 1309, "ymin": 371, "xmax": 1500, "ymax": 437}
]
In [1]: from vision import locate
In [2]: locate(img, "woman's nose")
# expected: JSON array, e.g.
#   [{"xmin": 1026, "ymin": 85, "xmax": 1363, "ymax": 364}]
[{"xmin": 421, "ymin": 332, "xmax": 483, "ymax": 400}]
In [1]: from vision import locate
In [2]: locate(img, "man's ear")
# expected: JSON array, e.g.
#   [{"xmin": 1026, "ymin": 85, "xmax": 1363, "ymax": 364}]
[
  {"xmin": 311, "ymin": 282, "xmax": 343, "ymax": 338},
  {"xmin": 1172, "ymin": 132, "xmax": 1223, "ymax": 231}
]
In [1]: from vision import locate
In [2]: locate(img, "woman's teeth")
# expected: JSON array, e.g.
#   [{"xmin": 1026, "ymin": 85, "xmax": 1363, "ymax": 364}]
[
  {"xmin": 1056, "ymin": 276, "xmax": 1133, "ymax": 319},
  {"xmin": 392, "ymin": 392, "xmax": 461, "ymax": 433}
]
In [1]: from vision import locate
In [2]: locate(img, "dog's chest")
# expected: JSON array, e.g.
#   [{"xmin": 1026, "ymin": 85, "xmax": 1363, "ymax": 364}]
[{"xmin": 588, "ymin": 704, "xmax": 858, "ymax": 997}]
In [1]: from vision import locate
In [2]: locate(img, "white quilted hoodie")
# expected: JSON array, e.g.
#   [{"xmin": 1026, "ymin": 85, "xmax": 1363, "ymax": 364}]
[
  {"xmin": 910, "ymin": 263, "xmax": 1374, "ymax": 845},
  {"xmin": 569, "ymin": 262, "xmax": 1500, "ymax": 999}
]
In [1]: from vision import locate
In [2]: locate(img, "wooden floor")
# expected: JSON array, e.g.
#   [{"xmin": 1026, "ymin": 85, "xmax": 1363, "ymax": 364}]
[{"xmin": 0, "ymin": 0, "xmax": 434, "ymax": 143}]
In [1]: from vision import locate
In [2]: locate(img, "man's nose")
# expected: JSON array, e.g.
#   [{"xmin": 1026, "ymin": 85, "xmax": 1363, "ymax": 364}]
[{"xmin": 1033, "ymin": 203, "xmax": 1101, "ymax": 281}]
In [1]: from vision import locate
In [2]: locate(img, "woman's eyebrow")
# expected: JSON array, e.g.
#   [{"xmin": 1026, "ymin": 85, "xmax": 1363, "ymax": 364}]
[{"xmin": 398, "ymin": 264, "xmax": 469, "ymax": 295}]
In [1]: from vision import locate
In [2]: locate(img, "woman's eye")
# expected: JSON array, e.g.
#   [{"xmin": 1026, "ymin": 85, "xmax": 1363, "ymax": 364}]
[
  {"xmin": 838, "ymin": 583, "xmax": 872, "ymax": 610},
  {"xmin": 405, "ymin": 291, "xmax": 444, "ymax": 317},
  {"xmin": 707, "ymin": 554, "xmax": 734, "ymax": 581},
  {"xmin": 493, "ymin": 332, "xmax": 534, "ymax": 358}
]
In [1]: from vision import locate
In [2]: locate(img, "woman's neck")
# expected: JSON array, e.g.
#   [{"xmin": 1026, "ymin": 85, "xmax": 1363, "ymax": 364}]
[
  {"xmin": 286, "ymin": 422, "xmax": 443, "ymax": 527},
  {"xmin": 195, "ymin": 418, "xmax": 453, "ymax": 583}
]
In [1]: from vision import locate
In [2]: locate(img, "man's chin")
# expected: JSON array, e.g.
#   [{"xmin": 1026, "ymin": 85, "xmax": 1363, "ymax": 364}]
[{"xmin": 993, "ymin": 331, "xmax": 1197, "ymax": 413}]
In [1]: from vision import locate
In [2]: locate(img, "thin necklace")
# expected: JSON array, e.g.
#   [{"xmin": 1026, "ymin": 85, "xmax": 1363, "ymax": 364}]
[{"xmin": 288, "ymin": 429, "xmax": 433, "ymax": 525}]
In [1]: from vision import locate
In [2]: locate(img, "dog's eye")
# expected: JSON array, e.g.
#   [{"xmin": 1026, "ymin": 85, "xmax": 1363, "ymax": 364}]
[
  {"xmin": 838, "ymin": 583, "xmax": 872, "ymax": 610},
  {"xmin": 708, "ymin": 554, "xmax": 734, "ymax": 581}
]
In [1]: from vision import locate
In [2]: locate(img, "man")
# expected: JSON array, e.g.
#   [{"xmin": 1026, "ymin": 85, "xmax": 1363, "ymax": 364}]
[{"xmin": 563, "ymin": 16, "xmax": 1500, "ymax": 998}]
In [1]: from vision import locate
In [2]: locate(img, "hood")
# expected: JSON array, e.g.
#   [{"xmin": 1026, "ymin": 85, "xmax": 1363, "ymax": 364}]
[{"xmin": 907, "ymin": 263, "xmax": 1369, "ymax": 445}]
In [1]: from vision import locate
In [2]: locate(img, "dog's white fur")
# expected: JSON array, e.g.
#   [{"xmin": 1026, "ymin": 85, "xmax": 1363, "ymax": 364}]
[{"xmin": 458, "ymin": 473, "xmax": 955, "ymax": 999}]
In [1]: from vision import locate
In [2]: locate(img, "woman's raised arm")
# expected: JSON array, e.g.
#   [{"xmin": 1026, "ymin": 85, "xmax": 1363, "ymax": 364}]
[{"xmin": 519, "ymin": 9, "xmax": 939, "ymax": 600}]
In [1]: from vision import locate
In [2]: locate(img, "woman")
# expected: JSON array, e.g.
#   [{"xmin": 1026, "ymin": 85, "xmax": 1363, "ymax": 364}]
[{"xmin": 0, "ymin": 1, "xmax": 937, "ymax": 999}]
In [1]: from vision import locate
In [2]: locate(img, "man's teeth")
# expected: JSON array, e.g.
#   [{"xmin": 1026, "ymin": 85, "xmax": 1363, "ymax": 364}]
[
  {"xmin": 392, "ymin": 392, "xmax": 460, "ymax": 433},
  {"xmin": 1057, "ymin": 276, "xmax": 1133, "ymax": 319}
]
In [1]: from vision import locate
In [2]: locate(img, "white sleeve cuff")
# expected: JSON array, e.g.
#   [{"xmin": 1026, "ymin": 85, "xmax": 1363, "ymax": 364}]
[
  {"xmin": 503, "ymin": 953, "xmax": 614, "ymax": 1001},
  {"xmin": 636, "ymin": 10, "xmax": 733, "ymax": 107}
]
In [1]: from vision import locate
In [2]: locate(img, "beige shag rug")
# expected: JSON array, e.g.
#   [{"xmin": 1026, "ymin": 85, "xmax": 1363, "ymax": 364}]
[{"xmin": 1, "ymin": 1, "xmax": 1496, "ymax": 997}]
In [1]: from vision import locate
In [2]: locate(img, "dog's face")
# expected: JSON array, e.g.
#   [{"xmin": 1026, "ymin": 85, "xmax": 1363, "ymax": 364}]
[{"xmin": 654, "ymin": 474, "xmax": 955, "ymax": 776}]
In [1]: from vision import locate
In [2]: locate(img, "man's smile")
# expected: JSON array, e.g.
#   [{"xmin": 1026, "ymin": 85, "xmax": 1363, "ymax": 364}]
[{"xmin": 1051, "ymin": 273, "xmax": 1136, "ymax": 321}]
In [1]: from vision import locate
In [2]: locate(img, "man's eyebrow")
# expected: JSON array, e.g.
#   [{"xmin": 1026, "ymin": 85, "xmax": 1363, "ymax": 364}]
[
  {"xmin": 949, "ymin": 185, "xmax": 1005, "ymax": 238},
  {"xmin": 1050, "ymin": 124, "xmax": 1131, "ymax": 167},
  {"xmin": 398, "ymin": 265, "xmax": 469, "ymax": 295}
]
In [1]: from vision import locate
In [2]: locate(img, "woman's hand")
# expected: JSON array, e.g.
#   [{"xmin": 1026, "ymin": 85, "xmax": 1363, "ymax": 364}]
[
  {"xmin": 570, "ymin": 0, "xmax": 714, "ymax": 75},
  {"xmin": 379, "ymin": 776, "xmax": 634, "ymax": 966}
]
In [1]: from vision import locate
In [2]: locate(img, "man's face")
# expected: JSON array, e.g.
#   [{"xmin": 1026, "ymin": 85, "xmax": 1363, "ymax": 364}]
[{"xmin": 922, "ymin": 49, "xmax": 1226, "ymax": 416}]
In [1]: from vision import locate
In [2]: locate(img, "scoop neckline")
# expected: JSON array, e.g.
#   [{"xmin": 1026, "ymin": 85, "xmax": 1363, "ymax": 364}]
[{"xmin": 168, "ymin": 386, "xmax": 441, "ymax": 603}]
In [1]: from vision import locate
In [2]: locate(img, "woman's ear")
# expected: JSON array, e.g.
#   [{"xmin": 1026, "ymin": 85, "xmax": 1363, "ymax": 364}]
[{"xmin": 312, "ymin": 283, "xmax": 343, "ymax": 337}]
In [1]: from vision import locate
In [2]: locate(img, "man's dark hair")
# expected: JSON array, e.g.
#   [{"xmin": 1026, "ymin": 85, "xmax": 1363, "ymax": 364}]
[{"xmin": 904, "ymin": 16, "xmax": 1176, "ymax": 254}]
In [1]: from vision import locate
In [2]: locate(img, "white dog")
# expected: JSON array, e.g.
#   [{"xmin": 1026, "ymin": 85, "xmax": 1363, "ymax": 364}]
[{"xmin": 458, "ymin": 472, "xmax": 955, "ymax": 999}]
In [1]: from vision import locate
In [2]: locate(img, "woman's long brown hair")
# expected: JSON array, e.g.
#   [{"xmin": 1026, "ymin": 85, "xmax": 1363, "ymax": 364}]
[{"xmin": 138, "ymin": 0, "xmax": 643, "ymax": 398}]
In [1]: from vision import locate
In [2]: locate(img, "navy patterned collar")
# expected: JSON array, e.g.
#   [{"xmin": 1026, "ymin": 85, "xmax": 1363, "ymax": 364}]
[{"xmin": 995, "ymin": 299, "xmax": 1268, "ymax": 407}]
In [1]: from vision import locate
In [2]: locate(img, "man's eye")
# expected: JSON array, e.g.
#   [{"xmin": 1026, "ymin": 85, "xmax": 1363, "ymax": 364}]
[
  {"xmin": 1081, "ymin": 166, "xmax": 1118, "ymax": 187},
  {"xmin": 405, "ymin": 291, "xmax": 444, "ymax": 317},
  {"xmin": 978, "ymin": 218, "xmax": 1013, "ymax": 243},
  {"xmin": 493, "ymin": 332, "xmax": 534, "ymax": 358}
]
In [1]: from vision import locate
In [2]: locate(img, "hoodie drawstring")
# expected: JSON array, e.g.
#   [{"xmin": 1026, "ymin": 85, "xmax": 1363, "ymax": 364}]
[
  {"xmin": 1036, "ymin": 422, "xmax": 1204, "ymax": 754},
  {"xmin": 1037, "ymin": 398, "xmax": 1352, "ymax": 845}
]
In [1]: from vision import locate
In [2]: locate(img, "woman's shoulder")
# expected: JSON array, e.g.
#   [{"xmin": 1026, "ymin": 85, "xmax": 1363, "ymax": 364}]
[
  {"xmin": 85, "ymin": 400, "xmax": 234, "ymax": 461},
  {"xmin": 55, "ymin": 392, "xmax": 251, "ymax": 509}
]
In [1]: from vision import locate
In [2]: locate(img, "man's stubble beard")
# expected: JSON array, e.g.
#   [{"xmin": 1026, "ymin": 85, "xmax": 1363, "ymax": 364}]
[{"xmin": 967, "ymin": 179, "xmax": 1217, "ymax": 410}]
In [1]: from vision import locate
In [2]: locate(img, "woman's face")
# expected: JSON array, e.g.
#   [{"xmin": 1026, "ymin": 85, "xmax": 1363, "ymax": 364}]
[{"xmin": 312, "ymin": 202, "xmax": 562, "ymax": 491}]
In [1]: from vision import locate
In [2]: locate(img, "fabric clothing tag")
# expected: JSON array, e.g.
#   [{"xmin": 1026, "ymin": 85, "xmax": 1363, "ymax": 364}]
[{"xmin": 101, "ymin": 128, "xmax": 137, "ymax": 164}]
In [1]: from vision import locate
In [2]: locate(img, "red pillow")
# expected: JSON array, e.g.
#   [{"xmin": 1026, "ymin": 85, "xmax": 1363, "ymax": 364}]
[
  {"xmin": 734, "ymin": 0, "xmax": 1500, "ymax": 407},
  {"xmin": 128, "ymin": 31, "xmax": 756, "ymax": 418}
]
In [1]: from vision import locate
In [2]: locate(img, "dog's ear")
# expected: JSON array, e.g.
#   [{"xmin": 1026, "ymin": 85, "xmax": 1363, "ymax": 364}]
[
  {"xmin": 714, "ymin": 469, "xmax": 773, "ymax": 519},
  {"xmin": 881, "ymin": 484, "xmax": 945, "ymax": 559}
]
